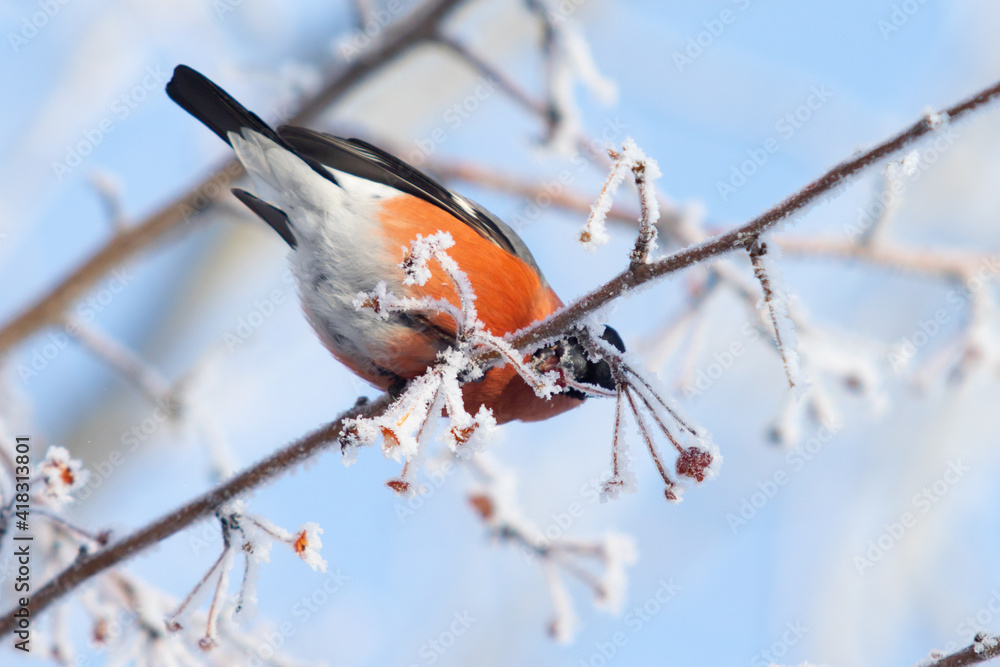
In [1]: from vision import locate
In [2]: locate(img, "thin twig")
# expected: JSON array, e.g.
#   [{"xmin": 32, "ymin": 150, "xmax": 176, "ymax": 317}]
[
  {"xmin": 434, "ymin": 34, "xmax": 546, "ymax": 117},
  {"xmin": 857, "ymin": 166, "xmax": 903, "ymax": 247},
  {"xmin": 748, "ymin": 239, "xmax": 801, "ymax": 394}
]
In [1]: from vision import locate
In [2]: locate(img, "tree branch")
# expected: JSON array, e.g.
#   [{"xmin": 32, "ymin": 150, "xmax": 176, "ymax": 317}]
[
  {"xmin": 502, "ymin": 78, "xmax": 1000, "ymax": 353},
  {"xmin": 0, "ymin": 0, "xmax": 469, "ymax": 355},
  {"xmin": 924, "ymin": 633, "xmax": 1000, "ymax": 666},
  {"xmin": 0, "ymin": 395, "xmax": 390, "ymax": 638}
]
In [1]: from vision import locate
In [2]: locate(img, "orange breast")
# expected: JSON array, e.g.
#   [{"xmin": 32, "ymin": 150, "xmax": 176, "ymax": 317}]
[
  {"xmin": 378, "ymin": 194, "xmax": 563, "ymax": 336},
  {"xmin": 373, "ymin": 194, "xmax": 581, "ymax": 423}
]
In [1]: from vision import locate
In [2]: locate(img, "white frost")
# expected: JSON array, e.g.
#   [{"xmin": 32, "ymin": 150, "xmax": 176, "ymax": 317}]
[{"xmin": 751, "ymin": 238, "xmax": 808, "ymax": 398}]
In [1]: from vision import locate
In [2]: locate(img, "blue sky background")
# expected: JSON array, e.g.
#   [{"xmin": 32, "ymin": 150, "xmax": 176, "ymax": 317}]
[{"xmin": 3, "ymin": 1, "xmax": 1000, "ymax": 665}]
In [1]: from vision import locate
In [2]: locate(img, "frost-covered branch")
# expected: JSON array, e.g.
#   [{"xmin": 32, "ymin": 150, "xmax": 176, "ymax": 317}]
[
  {"xmin": 748, "ymin": 238, "xmax": 805, "ymax": 396},
  {"xmin": 578, "ymin": 139, "xmax": 661, "ymax": 260},
  {"xmin": 914, "ymin": 632, "xmax": 1000, "ymax": 667},
  {"xmin": 778, "ymin": 236, "xmax": 994, "ymax": 279},
  {"xmin": 88, "ymin": 171, "xmax": 128, "ymax": 232},
  {"xmin": 165, "ymin": 510, "xmax": 325, "ymax": 649},
  {"xmin": 524, "ymin": 0, "xmax": 617, "ymax": 150}
]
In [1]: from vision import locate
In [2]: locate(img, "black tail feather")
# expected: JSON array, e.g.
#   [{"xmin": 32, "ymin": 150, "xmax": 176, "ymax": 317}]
[
  {"xmin": 166, "ymin": 65, "xmax": 281, "ymax": 147},
  {"xmin": 231, "ymin": 189, "xmax": 297, "ymax": 248}
]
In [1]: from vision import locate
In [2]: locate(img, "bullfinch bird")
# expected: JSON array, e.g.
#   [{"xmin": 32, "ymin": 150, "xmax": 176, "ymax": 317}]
[{"xmin": 166, "ymin": 65, "xmax": 623, "ymax": 424}]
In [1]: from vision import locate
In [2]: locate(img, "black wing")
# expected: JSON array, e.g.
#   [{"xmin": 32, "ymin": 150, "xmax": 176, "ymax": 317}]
[{"xmin": 277, "ymin": 125, "xmax": 545, "ymax": 279}]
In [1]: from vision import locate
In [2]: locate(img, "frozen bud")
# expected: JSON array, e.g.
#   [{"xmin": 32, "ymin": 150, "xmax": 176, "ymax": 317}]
[
  {"xmin": 292, "ymin": 522, "xmax": 327, "ymax": 572},
  {"xmin": 675, "ymin": 447, "xmax": 713, "ymax": 483},
  {"xmin": 467, "ymin": 494, "xmax": 494, "ymax": 521},
  {"xmin": 386, "ymin": 478, "xmax": 410, "ymax": 495},
  {"xmin": 380, "ymin": 426, "xmax": 401, "ymax": 451},
  {"xmin": 92, "ymin": 618, "xmax": 109, "ymax": 645},
  {"xmin": 38, "ymin": 445, "xmax": 89, "ymax": 505},
  {"xmin": 357, "ymin": 294, "xmax": 381, "ymax": 313},
  {"xmin": 449, "ymin": 424, "xmax": 476, "ymax": 447}
]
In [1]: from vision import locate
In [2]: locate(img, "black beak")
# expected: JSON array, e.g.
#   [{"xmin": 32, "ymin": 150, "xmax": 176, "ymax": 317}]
[
  {"xmin": 578, "ymin": 326, "xmax": 625, "ymax": 394},
  {"xmin": 531, "ymin": 326, "xmax": 626, "ymax": 400}
]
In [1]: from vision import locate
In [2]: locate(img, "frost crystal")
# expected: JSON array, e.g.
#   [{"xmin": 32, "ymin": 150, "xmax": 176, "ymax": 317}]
[
  {"xmin": 596, "ymin": 533, "xmax": 639, "ymax": 613},
  {"xmin": 749, "ymin": 238, "xmax": 808, "ymax": 398},
  {"xmin": 38, "ymin": 445, "xmax": 89, "ymax": 505},
  {"xmin": 579, "ymin": 138, "xmax": 663, "ymax": 257},
  {"xmin": 348, "ymin": 233, "xmax": 566, "ymax": 489},
  {"xmin": 292, "ymin": 522, "xmax": 327, "ymax": 572}
]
